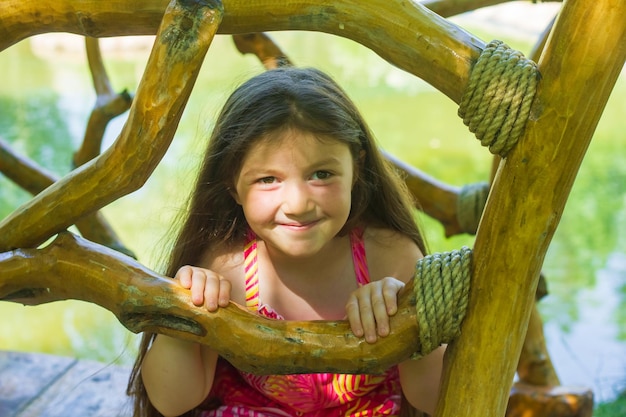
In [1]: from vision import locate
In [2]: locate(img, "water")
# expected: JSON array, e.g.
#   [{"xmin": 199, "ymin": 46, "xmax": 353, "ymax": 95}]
[
  {"xmin": 544, "ymin": 251, "xmax": 626, "ymax": 402},
  {"xmin": 0, "ymin": 3, "xmax": 625, "ymax": 405}
]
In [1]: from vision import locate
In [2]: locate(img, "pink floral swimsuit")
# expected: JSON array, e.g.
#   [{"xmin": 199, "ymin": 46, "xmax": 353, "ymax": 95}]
[{"xmin": 200, "ymin": 228, "xmax": 401, "ymax": 417}]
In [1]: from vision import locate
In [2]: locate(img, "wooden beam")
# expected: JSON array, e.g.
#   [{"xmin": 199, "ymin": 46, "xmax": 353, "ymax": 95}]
[
  {"xmin": 0, "ymin": 232, "xmax": 425, "ymax": 375},
  {"xmin": 385, "ymin": 151, "xmax": 465, "ymax": 236},
  {"xmin": 72, "ymin": 37, "xmax": 133, "ymax": 167},
  {"xmin": 435, "ymin": 1, "xmax": 626, "ymax": 416},
  {"xmin": 0, "ymin": 140, "xmax": 134, "ymax": 257},
  {"xmin": 0, "ymin": 0, "xmax": 484, "ymax": 103}
]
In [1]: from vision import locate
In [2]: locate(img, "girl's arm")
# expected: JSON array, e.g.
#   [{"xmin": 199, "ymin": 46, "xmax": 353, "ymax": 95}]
[
  {"xmin": 141, "ymin": 336, "xmax": 219, "ymax": 417},
  {"xmin": 399, "ymin": 345, "xmax": 446, "ymax": 415},
  {"xmin": 350, "ymin": 228, "xmax": 446, "ymax": 413},
  {"xmin": 141, "ymin": 262, "xmax": 235, "ymax": 416}
]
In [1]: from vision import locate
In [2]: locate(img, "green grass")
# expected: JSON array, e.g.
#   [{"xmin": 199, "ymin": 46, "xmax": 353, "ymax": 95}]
[{"xmin": 595, "ymin": 392, "xmax": 626, "ymax": 417}]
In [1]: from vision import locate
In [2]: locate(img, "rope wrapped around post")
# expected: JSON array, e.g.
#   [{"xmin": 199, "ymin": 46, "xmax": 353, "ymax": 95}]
[
  {"xmin": 456, "ymin": 182, "xmax": 490, "ymax": 235},
  {"xmin": 458, "ymin": 40, "xmax": 539, "ymax": 156},
  {"xmin": 414, "ymin": 246, "xmax": 472, "ymax": 356},
  {"xmin": 0, "ymin": 232, "xmax": 472, "ymax": 374}
]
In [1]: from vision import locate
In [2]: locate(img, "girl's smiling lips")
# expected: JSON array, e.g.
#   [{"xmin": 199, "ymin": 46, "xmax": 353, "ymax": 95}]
[{"xmin": 278, "ymin": 220, "xmax": 320, "ymax": 230}]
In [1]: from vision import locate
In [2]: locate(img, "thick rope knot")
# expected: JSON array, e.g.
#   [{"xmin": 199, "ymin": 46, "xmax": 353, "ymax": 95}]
[
  {"xmin": 458, "ymin": 40, "xmax": 539, "ymax": 157},
  {"xmin": 413, "ymin": 247, "xmax": 472, "ymax": 356},
  {"xmin": 457, "ymin": 182, "xmax": 490, "ymax": 234}
]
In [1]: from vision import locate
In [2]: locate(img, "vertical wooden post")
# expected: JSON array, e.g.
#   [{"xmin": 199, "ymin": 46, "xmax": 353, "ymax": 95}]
[{"xmin": 435, "ymin": 1, "xmax": 626, "ymax": 416}]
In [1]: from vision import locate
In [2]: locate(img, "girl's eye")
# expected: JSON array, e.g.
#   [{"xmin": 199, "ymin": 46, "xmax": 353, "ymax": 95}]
[
  {"xmin": 257, "ymin": 176, "xmax": 276, "ymax": 184},
  {"xmin": 311, "ymin": 171, "xmax": 332, "ymax": 180}
]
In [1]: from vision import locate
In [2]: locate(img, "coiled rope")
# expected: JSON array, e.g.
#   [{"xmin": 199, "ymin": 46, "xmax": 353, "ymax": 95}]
[
  {"xmin": 456, "ymin": 182, "xmax": 490, "ymax": 234},
  {"xmin": 414, "ymin": 246, "xmax": 472, "ymax": 356},
  {"xmin": 458, "ymin": 40, "xmax": 539, "ymax": 156}
]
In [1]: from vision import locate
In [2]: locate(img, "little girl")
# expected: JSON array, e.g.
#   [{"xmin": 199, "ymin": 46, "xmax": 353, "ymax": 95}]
[{"xmin": 128, "ymin": 67, "xmax": 445, "ymax": 417}]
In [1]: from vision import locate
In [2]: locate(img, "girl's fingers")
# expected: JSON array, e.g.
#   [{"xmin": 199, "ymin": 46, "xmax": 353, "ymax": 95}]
[
  {"xmin": 347, "ymin": 288, "xmax": 378, "ymax": 343},
  {"xmin": 358, "ymin": 295, "xmax": 378, "ymax": 343},
  {"xmin": 345, "ymin": 294, "xmax": 364, "ymax": 338},
  {"xmin": 382, "ymin": 277, "xmax": 404, "ymax": 316},
  {"xmin": 190, "ymin": 268, "xmax": 210, "ymax": 307},
  {"xmin": 204, "ymin": 274, "xmax": 231, "ymax": 311},
  {"xmin": 346, "ymin": 278, "xmax": 406, "ymax": 344},
  {"xmin": 175, "ymin": 266, "xmax": 231, "ymax": 311},
  {"xmin": 202, "ymin": 271, "xmax": 220, "ymax": 311},
  {"xmin": 176, "ymin": 265, "xmax": 194, "ymax": 289},
  {"xmin": 218, "ymin": 279, "xmax": 232, "ymax": 308},
  {"xmin": 371, "ymin": 282, "xmax": 391, "ymax": 339}
]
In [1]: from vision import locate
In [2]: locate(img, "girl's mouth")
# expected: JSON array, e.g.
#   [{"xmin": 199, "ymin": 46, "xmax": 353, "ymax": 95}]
[{"xmin": 280, "ymin": 220, "xmax": 319, "ymax": 230}]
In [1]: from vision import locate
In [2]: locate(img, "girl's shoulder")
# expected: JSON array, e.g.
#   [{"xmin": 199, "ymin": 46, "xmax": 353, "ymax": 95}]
[
  {"xmin": 199, "ymin": 242, "xmax": 244, "ymax": 273},
  {"xmin": 197, "ymin": 241, "xmax": 248, "ymax": 304},
  {"xmin": 362, "ymin": 226, "xmax": 424, "ymax": 283},
  {"xmin": 362, "ymin": 226, "xmax": 420, "ymax": 252}
]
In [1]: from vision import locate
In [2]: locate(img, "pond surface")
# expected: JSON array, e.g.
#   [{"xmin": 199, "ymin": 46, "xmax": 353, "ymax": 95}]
[{"xmin": 0, "ymin": 3, "xmax": 624, "ymax": 404}]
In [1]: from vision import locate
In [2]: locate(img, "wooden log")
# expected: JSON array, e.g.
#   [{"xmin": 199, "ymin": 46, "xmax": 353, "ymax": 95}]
[
  {"xmin": 517, "ymin": 305, "xmax": 560, "ymax": 386},
  {"xmin": 0, "ymin": 139, "xmax": 135, "ymax": 257},
  {"xmin": 385, "ymin": 151, "xmax": 465, "ymax": 237},
  {"xmin": 0, "ymin": 232, "xmax": 428, "ymax": 375},
  {"xmin": 73, "ymin": 37, "xmax": 133, "ymax": 167},
  {"xmin": 421, "ymin": 0, "xmax": 518, "ymax": 17},
  {"xmin": 434, "ymin": 2, "xmax": 626, "ymax": 417},
  {"xmin": 507, "ymin": 383, "xmax": 593, "ymax": 417},
  {"xmin": 232, "ymin": 33, "xmax": 293, "ymax": 69},
  {"xmin": 0, "ymin": 0, "xmax": 223, "ymax": 252},
  {"xmin": 0, "ymin": 0, "xmax": 484, "ymax": 104},
  {"xmin": 514, "ymin": 19, "xmax": 560, "ymax": 389},
  {"xmin": 0, "ymin": 139, "xmax": 60, "ymax": 197}
]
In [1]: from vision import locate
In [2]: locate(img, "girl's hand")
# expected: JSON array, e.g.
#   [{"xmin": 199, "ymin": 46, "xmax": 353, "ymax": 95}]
[
  {"xmin": 345, "ymin": 277, "xmax": 405, "ymax": 344},
  {"xmin": 175, "ymin": 265, "xmax": 231, "ymax": 312}
]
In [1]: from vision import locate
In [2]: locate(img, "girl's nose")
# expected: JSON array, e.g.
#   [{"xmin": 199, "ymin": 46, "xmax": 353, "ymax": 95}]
[{"xmin": 282, "ymin": 182, "xmax": 314, "ymax": 215}]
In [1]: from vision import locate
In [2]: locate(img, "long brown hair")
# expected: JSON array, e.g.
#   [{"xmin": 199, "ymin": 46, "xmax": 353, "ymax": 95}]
[{"xmin": 127, "ymin": 67, "xmax": 426, "ymax": 417}]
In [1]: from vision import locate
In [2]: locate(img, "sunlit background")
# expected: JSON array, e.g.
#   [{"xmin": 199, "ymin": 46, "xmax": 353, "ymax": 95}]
[{"xmin": 0, "ymin": 2, "xmax": 624, "ymax": 412}]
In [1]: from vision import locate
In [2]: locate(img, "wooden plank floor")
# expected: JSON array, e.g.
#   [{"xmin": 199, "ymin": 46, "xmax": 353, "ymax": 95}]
[{"xmin": 0, "ymin": 350, "xmax": 132, "ymax": 417}]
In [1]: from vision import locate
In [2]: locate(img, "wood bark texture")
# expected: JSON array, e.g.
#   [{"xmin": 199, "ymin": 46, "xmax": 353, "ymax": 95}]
[
  {"xmin": 0, "ymin": 0, "xmax": 223, "ymax": 251},
  {"xmin": 0, "ymin": 232, "xmax": 424, "ymax": 375},
  {"xmin": 435, "ymin": 1, "xmax": 626, "ymax": 417},
  {"xmin": 0, "ymin": 0, "xmax": 483, "ymax": 103}
]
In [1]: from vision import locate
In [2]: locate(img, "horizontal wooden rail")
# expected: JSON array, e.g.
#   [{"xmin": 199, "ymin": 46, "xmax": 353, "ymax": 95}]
[
  {"xmin": 0, "ymin": 232, "xmax": 424, "ymax": 375},
  {"xmin": 1, "ymin": 0, "xmax": 484, "ymax": 103}
]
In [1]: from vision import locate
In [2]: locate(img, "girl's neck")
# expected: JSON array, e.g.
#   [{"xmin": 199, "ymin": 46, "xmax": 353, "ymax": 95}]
[
  {"xmin": 259, "ymin": 234, "xmax": 353, "ymax": 286},
  {"xmin": 256, "ymin": 234, "xmax": 357, "ymax": 319},
  {"xmin": 264, "ymin": 232, "xmax": 345, "ymax": 264}
]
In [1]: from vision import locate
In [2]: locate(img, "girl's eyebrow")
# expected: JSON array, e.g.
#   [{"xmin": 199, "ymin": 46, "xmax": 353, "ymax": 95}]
[
  {"xmin": 309, "ymin": 156, "xmax": 344, "ymax": 167},
  {"xmin": 240, "ymin": 156, "xmax": 344, "ymax": 178},
  {"xmin": 238, "ymin": 167, "xmax": 274, "ymax": 179}
]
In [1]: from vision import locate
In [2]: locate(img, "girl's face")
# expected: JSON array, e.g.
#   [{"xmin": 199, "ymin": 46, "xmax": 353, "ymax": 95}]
[{"xmin": 233, "ymin": 129, "xmax": 355, "ymax": 259}]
